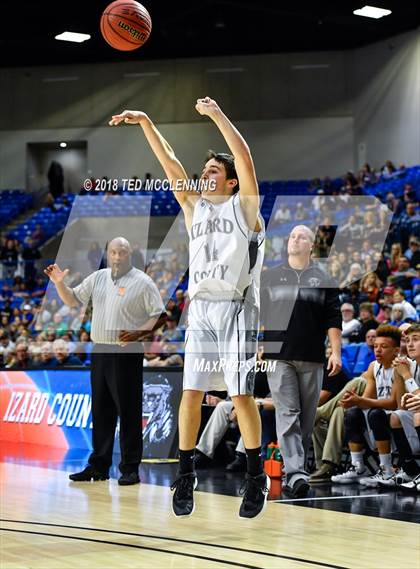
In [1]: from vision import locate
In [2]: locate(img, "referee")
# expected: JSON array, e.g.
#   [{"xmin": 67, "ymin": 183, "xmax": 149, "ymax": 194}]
[{"xmin": 45, "ymin": 237, "xmax": 166, "ymax": 485}]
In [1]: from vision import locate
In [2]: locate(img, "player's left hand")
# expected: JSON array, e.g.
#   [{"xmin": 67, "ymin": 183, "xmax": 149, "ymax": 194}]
[
  {"xmin": 327, "ymin": 353, "xmax": 342, "ymax": 376},
  {"xmin": 195, "ymin": 97, "xmax": 221, "ymax": 117}
]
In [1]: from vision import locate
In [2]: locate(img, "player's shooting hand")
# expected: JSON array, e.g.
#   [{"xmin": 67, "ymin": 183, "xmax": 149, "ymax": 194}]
[
  {"xmin": 109, "ymin": 110, "xmax": 148, "ymax": 126},
  {"xmin": 195, "ymin": 97, "xmax": 221, "ymax": 117},
  {"xmin": 44, "ymin": 264, "xmax": 69, "ymax": 284}
]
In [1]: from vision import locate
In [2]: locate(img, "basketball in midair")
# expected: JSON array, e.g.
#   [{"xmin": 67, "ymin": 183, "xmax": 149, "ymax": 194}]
[{"xmin": 100, "ymin": 0, "xmax": 152, "ymax": 51}]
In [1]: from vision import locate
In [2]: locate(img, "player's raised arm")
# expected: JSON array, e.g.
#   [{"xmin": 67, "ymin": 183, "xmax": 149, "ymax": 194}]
[
  {"xmin": 195, "ymin": 97, "xmax": 261, "ymax": 232},
  {"xmin": 109, "ymin": 110, "xmax": 196, "ymax": 212}
]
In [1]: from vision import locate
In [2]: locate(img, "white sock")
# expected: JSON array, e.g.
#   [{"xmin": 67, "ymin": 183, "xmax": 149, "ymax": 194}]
[
  {"xmin": 350, "ymin": 451, "xmax": 364, "ymax": 469},
  {"xmin": 379, "ymin": 453, "xmax": 393, "ymax": 473}
]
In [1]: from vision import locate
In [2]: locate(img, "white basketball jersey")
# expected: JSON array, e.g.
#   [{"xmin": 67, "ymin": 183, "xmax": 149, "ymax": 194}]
[
  {"xmin": 188, "ymin": 193, "xmax": 265, "ymax": 302},
  {"xmin": 373, "ymin": 361, "xmax": 393, "ymax": 400},
  {"xmin": 409, "ymin": 359, "xmax": 420, "ymax": 387}
]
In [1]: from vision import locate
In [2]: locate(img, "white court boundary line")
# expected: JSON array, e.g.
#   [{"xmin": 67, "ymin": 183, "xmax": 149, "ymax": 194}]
[{"xmin": 273, "ymin": 493, "xmax": 393, "ymax": 503}]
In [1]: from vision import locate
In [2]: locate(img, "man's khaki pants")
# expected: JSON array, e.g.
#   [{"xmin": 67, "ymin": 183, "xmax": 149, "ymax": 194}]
[{"xmin": 313, "ymin": 377, "xmax": 367, "ymax": 468}]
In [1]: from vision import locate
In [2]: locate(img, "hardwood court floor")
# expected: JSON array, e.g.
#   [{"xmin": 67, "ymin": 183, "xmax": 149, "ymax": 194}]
[{"xmin": 1, "ymin": 458, "xmax": 419, "ymax": 569}]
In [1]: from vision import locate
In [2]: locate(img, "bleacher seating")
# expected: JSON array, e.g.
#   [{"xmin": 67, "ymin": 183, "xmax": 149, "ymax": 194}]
[
  {"xmin": 0, "ymin": 190, "xmax": 33, "ymax": 229},
  {"xmin": 4, "ymin": 164, "xmax": 419, "ymax": 248},
  {"xmin": 362, "ymin": 165, "xmax": 420, "ymax": 200},
  {"xmin": 7, "ymin": 195, "xmax": 75, "ymax": 245}
]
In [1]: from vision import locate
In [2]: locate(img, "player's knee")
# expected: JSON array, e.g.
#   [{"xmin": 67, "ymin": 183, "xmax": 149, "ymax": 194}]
[
  {"xmin": 181, "ymin": 390, "xmax": 204, "ymax": 408},
  {"xmin": 231, "ymin": 394, "xmax": 253, "ymax": 408},
  {"xmin": 390, "ymin": 413, "xmax": 402, "ymax": 428}
]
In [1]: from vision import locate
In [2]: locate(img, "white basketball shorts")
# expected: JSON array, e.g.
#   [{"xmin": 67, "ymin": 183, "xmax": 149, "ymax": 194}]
[{"xmin": 183, "ymin": 298, "xmax": 259, "ymax": 396}]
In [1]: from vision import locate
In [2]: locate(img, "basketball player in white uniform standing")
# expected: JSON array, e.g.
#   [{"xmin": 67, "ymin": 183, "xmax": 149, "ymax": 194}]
[{"xmin": 110, "ymin": 97, "xmax": 268, "ymax": 519}]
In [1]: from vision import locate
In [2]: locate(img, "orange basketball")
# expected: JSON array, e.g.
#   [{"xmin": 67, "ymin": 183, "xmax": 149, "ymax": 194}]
[{"xmin": 100, "ymin": 0, "xmax": 152, "ymax": 51}]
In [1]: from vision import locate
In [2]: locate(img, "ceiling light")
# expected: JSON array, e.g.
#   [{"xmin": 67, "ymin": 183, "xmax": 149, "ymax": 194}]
[
  {"xmin": 55, "ymin": 32, "xmax": 91, "ymax": 43},
  {"xmin": 59, "ymin": 142, "xmax": 67, "ymax": 148},
  {"xmin": 353, "ymin": 5, "xmax": 392, "ymax": 19}
]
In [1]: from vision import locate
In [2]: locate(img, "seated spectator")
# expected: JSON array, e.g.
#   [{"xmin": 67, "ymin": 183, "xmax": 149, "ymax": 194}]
[
  {"xmin": 362, "ymin": 211, "xmax": 377, "ymax": 240},
  {"xmin": 273, "ymin": 204, "xmax": 292, "ymax": 224},
  {"xmin": 0, "ymin": 332, "xmax": 15, "ymax": 367},
  {"xmin": 404, "ymin": 236, "xmax": 420, "ymax": 267},
  {"xmin": 393, "ymin": 288, "xmax": 418, "ymax": 321},
  {"xmin": 161, "ymin": 315, "xmax": 184, "ymax": 344},
  {"xmin": 352, "ymin": 329, "xmax": 377, "ymax": 375},
  {"xmin": 166, "ymin": 299, "xmax": 181, "ymax": 323},
  {"xmin": 49, "ymin": 339, "xmax": 83, "ymax": 366},
  {"xmin": 374, "ymin": 252, "xmax": 391, "ymax": 284},
  {"xmin": 400, "ymin": 203, "xmax": 420, "ymax": 249},
  {"xmin": 376, "ymin": 303, "xmax": 390, "ymax": 325},
  {"xmin": 352, "ymin": 302, "xmax": 379, "ymax": 343},
  {"xmin": 377, "ymin": 285, "xmax": 395, "ymax": 315},
  {"xmin": 360, "ymin": 273, "xmax": 381, "ymax": 303},
  {"xmin": 21, "ymin": 303, "xmax": 34, "ymax": 325},
  {"xmin": 36, "ymin": 342, "xmax": 55, "ymax": 367},
  {"xmin": 389, "ymin": 243, "xmax": 403, "ymax": 273},
  {"xmin": 328, "ymin": 259, "xmax": 344, "ymax": 283},
  {"xmin": 0, "ymin": 239, "xmax": 19, "ymax": 278},
  {"xmin": 392, "ymin": 257, "xmax": 417, "ymax": 290},
  {"xmin": 146, "ymin": 342, "xmax": 183, "ymax": 367},
  {"xmin": 381, "ymin": 160, "xmax": 397, "ymax": 179},
  {"xmin": 8, "ymin": 342, "xmax": 35, "ymax": 369},
  {"xmin": 30, "ymin": 276, "xmax": 47, "ymax": 299},
  {"xmin": 295, "ymin": 202, "xmax": 306, "ymax": 221},
  {"xmin": 331, "ymin": 325, "xmax": 401, "ymax": 487},
  {"xmin": 341, "ymin": 303, "xmax": 361, "ymax": 345},
  {"xmin": 175, "ymin": 289, "xmax": 186, "ymax": 312},
  {"xmin": 28, "ymin": 224, "xmax": 45, "ymax": 247},
  {"xmin": 340, "ymin": 215, "xmax": 364, "ymax": 241},
  {"xmin": 0, "ymin": 300, "xmax": 12, "ymax": 323},
  {"xmin": 390, "ymin": 303, "xmax": 407, "ymax": 327},
  {"xmin": 340, "ymin": 263, "xmax": 363, "ymax": 289},
  {"xmin": 50, "ymin": 312, "xmax": 69, "ymax": 336},
  {"xmin": 21, "ymin": 239, "xmax": 41, "ymax": 280},
  {"xmin": 74, "ymin": 330, "xmax": 92, "ymax": 363}
]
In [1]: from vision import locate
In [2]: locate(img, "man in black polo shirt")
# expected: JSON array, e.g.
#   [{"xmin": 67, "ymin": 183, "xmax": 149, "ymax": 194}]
[{"xmin": 261, "ymin": 225, "xmax": 342, "ymax": 497}]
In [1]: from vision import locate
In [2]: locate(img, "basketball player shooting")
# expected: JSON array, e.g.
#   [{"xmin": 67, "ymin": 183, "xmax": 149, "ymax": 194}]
[{"xmin": 109, "ymin": 97, "xmax": 269, "ymax": 519}]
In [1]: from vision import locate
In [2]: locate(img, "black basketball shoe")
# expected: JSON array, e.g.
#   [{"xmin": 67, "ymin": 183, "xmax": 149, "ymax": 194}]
[
  {"xmin": 69, "ymin": 466, "xmax": 109, "ymax": 482},
  {"xmin": 239, "ymin": 472, "xmax": 271, "ymax": 519},
  {"xmin": 170, "ymin": 472, "xmax": 198, "ymax": 517}
]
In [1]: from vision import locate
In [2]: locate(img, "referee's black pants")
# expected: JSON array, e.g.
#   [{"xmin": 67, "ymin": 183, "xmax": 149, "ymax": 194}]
[{"xmin": 88, "ymin": 343, "xmax": 143, "ymax": 474}]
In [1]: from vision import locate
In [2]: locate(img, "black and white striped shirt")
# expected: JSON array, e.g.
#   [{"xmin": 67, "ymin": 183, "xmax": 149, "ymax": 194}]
[{"xmin": 72, "ymin": 267, "xmax": 164, "ymax": 344}]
